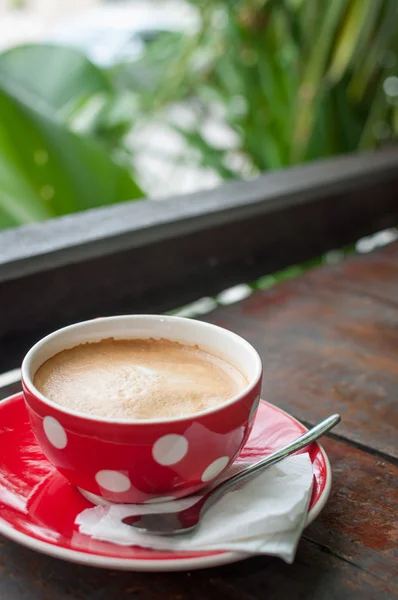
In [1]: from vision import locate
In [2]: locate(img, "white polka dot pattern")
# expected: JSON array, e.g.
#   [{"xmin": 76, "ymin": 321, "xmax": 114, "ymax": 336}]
[
  {"xmin": 95, "ymin": 470, "xmax": 131, "ymax": 493},
  {"xmin": 43, "ymin": 416, "xmax": 68, "ymax": 449},
  {"xmin": 152, "ymin": 434, "xmax": 189, "ymax": 466},
  {"xmin": 201, "ymin": 456, "xmax": 229, "ymax": 482}
]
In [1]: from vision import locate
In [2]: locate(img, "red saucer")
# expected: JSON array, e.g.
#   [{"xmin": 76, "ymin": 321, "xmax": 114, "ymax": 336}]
[{"xmin": 0, "ymin": 394, "xmax": 331, "ymax": 571}]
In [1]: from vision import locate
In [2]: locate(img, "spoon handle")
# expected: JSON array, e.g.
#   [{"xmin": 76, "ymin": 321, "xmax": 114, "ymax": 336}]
[{"xmin": 199, "ymin": 413, "xmax": 341, "ymax": 513}]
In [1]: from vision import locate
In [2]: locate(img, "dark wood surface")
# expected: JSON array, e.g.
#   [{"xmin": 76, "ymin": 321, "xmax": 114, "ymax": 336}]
[
  {"xmin": 205, "ymin": 243, "xmax": 398, "ymax": 459},
  {"xmin": 1, "ymin": 148, "xmax": 398, "ymax": 371},
  {"xmin": 1, "ymin": 242, "xmax": 398, "ymax": 599}
]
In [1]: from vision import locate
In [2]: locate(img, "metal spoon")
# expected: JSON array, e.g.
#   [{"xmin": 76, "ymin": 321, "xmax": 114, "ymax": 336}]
[{"xmin": 122, "ymin": 414, "xmax": 340, "ymax": 536}]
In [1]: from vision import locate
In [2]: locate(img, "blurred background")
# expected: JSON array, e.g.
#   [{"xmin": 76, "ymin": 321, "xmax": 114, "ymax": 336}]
[{"xmin": 0, "ymin": 0, "xmax": 397, "ymax": 231}]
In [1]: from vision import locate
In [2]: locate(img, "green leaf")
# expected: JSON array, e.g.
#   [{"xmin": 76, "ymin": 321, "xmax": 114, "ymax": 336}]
[
  {"xmin": 0, "ymin": 44, "xmax": 111, "ymax": 113},
  {"xmin": 290, "ymin": 0, "xmax": 347, "ymax": 162},
  {"xmin": 358, "ymin": 79, "xmax": 391, "ymax": 149},
  {"xmin": 0, "ymin": 79, "xmax": 143, "ymax": 229},
  {"xmin": 348, "ymin": 0, "xmax": 398, "ymax": 101},
  {"xmin": 327, "ymin": 0, "xmax": 371, "ymax": 83},
  {"xmin": 0, "ymin": 43, "xmax": 136, "ymax": 159}
]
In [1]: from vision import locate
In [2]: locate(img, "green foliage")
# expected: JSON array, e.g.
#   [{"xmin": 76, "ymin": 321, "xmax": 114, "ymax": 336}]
[
  {"xmin": 135, "ymin": 0, "xmax": 398, "ymax": 178},
  {"xmin": 1, "ymin": 2, "xmax": 397, "ymax": 230},
  {"xmin": 0, "ymin": 44, "xmax": 143, "ymax": 229}
]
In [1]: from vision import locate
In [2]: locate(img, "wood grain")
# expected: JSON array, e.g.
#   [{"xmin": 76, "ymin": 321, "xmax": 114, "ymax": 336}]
[
  {"xmin": 305, "ymin": 241, "xmax": 398, "ymax": 305},
  {"xmin": 0, "ymin": 515, "xmax": 396, "ymax": 600},
  {"xmin": 304, "ymin": 437, "xmax": 398, "ymax": 585},
  {"xmin": 205, "ymin": 248, "xmax": 398, "ymax": 458}
]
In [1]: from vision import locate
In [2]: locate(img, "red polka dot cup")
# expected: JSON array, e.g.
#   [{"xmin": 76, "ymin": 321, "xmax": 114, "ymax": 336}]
[{"xmin": 22, "ymin": 315, "xmax": 262, "ymax": 504}]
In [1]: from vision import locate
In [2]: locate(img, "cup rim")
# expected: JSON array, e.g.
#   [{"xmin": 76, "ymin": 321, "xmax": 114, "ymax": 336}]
[{"xmin": 21, "ymin": 315, "xmax": 262, "ymax": 426}]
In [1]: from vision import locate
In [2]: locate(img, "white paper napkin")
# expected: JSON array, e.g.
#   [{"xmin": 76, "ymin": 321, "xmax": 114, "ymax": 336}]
[{"xmin": 76, "ymin": 453, "xmax": 313, "ymax": 563}]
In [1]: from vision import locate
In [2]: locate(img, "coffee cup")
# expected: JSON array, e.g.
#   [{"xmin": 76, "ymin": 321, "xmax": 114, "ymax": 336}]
[{"xmin": 22, "ymin": 315, "xmax": 262, "ymax": 504}]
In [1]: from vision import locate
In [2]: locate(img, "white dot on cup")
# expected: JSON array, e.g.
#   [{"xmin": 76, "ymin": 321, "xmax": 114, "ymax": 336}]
[
  {"xmin": 43, "ymin": 416, "xmax": 68, "ymax": 449},
  {"xmin": 201, "ymin": 456, "xmax": 230, "ymax": 482},
  {"xmin": 95, "ymin": 470, "xmax": 131, "ymax": 493},
  {"xmin": 152, "ymin": 434, "xmax": 189, "ymax": 466}
]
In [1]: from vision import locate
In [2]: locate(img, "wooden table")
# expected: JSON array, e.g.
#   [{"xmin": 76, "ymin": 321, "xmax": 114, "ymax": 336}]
[{"xmin": 1, "ymin": 242, "xmax": 397, "ymax": 599}]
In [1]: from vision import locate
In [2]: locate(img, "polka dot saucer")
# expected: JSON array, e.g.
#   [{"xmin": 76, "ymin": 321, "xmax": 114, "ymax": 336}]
[{"xmin": 0, "ymin": 393, "xmax": 331, "ymax": 571}]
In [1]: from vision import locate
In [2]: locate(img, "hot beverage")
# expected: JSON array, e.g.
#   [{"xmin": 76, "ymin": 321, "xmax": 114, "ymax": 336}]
[{"xmin": 34, "ymin": 338, "xmax": 248, "ymax": 420}]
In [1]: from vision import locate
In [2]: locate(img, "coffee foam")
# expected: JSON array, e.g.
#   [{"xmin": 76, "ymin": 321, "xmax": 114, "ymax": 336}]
[{"xmin": 33, "ymin": 338, "xmax": 248, "ymax": 420}]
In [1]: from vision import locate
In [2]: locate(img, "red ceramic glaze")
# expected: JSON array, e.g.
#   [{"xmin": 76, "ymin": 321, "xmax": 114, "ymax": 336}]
[
  {"xmin": 21, "ymin": 316, "xmax": 263, "ymax": 504},
  {"xmin": 0, "ymin": 394, "xmax": 331, "ymax": 571}
]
